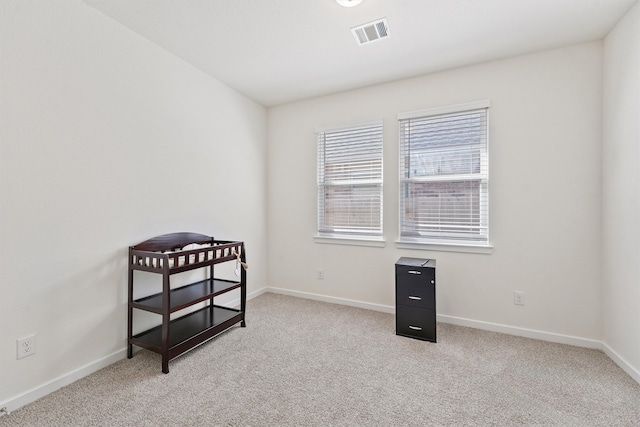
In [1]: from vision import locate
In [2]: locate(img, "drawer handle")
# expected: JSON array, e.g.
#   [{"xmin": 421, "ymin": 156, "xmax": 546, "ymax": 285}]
[
  {"xmin": 408, "ymin": 296, "xmax": 422, "ymax": 300},
  {"xmin": 408, "ymin": 270, "xmax": 422, "ymax": 275},
  {"xmin": 408, "ymin": 326, "xmax": 423, "ymax": 331}
]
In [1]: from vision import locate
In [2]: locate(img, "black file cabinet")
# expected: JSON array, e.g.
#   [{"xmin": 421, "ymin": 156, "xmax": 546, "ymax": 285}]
[{"xmin": 395, "ymin": 257, "xmax": 436, "ymax": 342}]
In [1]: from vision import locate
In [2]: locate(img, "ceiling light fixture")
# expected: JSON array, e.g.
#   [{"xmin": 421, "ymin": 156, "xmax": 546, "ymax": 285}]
[{"xmin": 336, "ymin": 0, "xmax": 363, "ymax": 7}]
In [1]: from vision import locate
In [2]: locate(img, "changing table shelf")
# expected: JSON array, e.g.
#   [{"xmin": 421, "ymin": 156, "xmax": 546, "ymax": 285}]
[{"xmin": 127, "ymin": 232, "xmax": 247, "ymax": 373}]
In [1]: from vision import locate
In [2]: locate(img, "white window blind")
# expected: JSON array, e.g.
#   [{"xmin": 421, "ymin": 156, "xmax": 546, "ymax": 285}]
[
  {"xmin": 399, "ymin": 102, "xmax": 489, "ymax": 244},
  {"xmin": 317, "ymin": 121, "xmax": 383, "ymax": 238}
]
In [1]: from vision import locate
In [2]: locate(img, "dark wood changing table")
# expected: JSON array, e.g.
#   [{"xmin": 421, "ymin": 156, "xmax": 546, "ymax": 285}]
[{"xmin": 127, "ymin": 232, "xmax": 247, "ymax": 373}]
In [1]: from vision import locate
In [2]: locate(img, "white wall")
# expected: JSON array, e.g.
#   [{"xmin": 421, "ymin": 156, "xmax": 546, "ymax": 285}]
[
  {"xmin": 2, "ymin": 0, "xmax": 635, "ymax": 411},
  {"xmin": 268, "ymin": 42, "xmax": 603, "ymax": 342},
  {"xmin": 603, "ymin": 2, "xmax": 640, "ymax": 380},
  {"xmin": 0, "ymin": 0, "xmax": 267, "ymax": 406}
]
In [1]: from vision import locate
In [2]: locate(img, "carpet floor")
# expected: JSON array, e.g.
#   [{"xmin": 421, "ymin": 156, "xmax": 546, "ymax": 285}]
[{"xmin": 1, "ymin": 292, "xmax": 639, "ymax": 426}]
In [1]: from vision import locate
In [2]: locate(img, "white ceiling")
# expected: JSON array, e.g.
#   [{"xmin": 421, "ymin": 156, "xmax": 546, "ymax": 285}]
[{"xmin": 83, "ymin": 0, "xmax": 637, "ymax": 107}]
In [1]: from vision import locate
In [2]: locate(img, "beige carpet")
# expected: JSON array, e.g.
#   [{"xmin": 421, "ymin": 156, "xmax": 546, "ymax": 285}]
[{"xmin": 1, "ymin": 293, "xmax": 639, "ymax": 426}]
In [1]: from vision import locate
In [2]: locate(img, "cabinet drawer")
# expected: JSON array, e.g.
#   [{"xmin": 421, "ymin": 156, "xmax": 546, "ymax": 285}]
[
  {"xmin": 396, "ymin": 265, "xmax": 434, "ymax": 280},
  {"xmin": 396, "ymin": 278, "xmax": 435, "ymax": 309},
  {"xmin": 396, "ymin": 305, "xmax": 436, "ymax": 342}
]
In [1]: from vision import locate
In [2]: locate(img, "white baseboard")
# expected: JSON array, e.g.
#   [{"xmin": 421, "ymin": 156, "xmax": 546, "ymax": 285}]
[
  {"xmin": 264, "ymin": 287, "xmax": 639, "ymax": 385},
  {"xmin": 0, "ymin": 348, "xmax": 127, "ymax": 416},
  {"xmin": 217, "ymin": 286, "xmax": 268, "ymax": 308},
  {"xmin": 266, "ymin": 286, "xmax": 395, "ymax": 313},
  {"xmin": 266, "ymin": 287, "xmax": 601, "ymax": 348},
  {"xmin": 437, "ymin": 314, "xmax": 602, "ymax": 349},
  {"xmin": 0, "ymin": 287, "xmax": 270, "ymax": 417},
  {"xmin": 601, "ymin": 341, "xmax": 640, "ymax": 384},
  {"xmin": 2, "ymin": 287, "xmax": 637, "ymax": 417}
]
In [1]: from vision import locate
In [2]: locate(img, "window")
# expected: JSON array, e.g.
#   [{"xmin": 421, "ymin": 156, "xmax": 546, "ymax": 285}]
[
  {"xmin": 398, "ymin": 101, "xmax": 489, "ymax": 246},
  {"xmin": 317, "ymin": 121, "xmax": 383, "ymax": 239}
]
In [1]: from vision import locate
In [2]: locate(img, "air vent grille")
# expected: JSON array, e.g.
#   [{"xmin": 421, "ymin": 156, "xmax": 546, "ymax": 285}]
[{"xmin": 351, "ymin": 18, "xmax": 390, "ymax": 46}]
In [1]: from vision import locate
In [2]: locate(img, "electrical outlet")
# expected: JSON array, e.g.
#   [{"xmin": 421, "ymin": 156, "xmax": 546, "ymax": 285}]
[
  {"xmin": 514, "ymin": 291, "xmax": 525, "ymax": 306},
  {"xmin": 317, "ymin": 269, "xmax": 324, "ymax": 280},
  {"xmin": 17, "ymin": 334, "xmax": 36, "ymax": 359}
]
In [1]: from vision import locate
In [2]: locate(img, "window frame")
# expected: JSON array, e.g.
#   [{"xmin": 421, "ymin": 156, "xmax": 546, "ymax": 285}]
[
  {"xmin": 315, "ymin": 120, "xmax": 384, "ymax": 245},
  {"xmin": 397, "ymin": 100, "xmax": 491, "ymax": 250}
]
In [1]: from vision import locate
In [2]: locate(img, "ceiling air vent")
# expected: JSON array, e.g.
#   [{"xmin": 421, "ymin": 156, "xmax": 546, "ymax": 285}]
[{"xmin": 351, "ymin": 18, "xmax": 390, "ymax": 46}]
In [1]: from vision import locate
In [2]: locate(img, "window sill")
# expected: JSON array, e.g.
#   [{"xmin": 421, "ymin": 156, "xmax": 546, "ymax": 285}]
[
  {"xmin": 395, "ymin": 240, "xmax": 493, "ymax": 254},
  {"xmin": 314, "ymin": 235, "xmax": 386, "ymax": 248}
]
